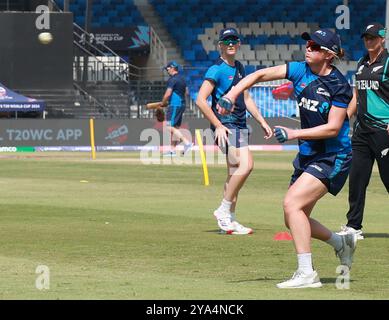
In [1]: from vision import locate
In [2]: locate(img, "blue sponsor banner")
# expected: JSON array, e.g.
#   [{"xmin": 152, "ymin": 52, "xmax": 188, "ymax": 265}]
[{"xmin": 0, "ymin": 83, "xmax": 45, "ymax": 112}]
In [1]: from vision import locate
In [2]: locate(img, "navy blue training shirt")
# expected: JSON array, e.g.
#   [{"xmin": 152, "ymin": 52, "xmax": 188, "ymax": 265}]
[
  {"xmin": 167, "ymin": 73, "xmax": 187, "ymax": 107},
  {"xmin": 205, "ymin": 58, "xmax": 247, "ymax": 128},
  {"xmin": 287, "ymin": 61, "xmax": 353, "ymax": 156}
]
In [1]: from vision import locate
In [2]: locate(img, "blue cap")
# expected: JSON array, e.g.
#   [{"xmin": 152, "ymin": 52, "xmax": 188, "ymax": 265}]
[
  {"xmin": 219, "ymin": 28, "xmax": 240, "ymax": 41},
  {"xmin": 302, "ymin": 29, "xmax": 341, "ymax": 55},
  {"xmin": 165, "ymin": 61, "xmax": 179, "ymax": 70}
]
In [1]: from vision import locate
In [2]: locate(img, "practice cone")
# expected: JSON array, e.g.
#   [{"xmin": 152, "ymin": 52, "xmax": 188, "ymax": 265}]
[{"xmin": 273, "ymin": 231, "xmax": 293, "ymax": 241}]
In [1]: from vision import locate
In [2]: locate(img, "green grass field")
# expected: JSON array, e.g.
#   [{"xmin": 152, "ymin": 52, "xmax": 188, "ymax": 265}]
[{"xmin": 0, "ymin": 151, "xmax": 388, "ymax": 300}]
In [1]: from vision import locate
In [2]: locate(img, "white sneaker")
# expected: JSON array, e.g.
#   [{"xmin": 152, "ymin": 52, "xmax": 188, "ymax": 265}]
[
  {"xmin": 335, "ymin": 233, "xmax": 357, "ymax": 270},
  {"xmin": 213, "ymin": 209, "xmax": 234, "ymax": 232},
  {"xmin": 277, "ymin": 270, "xmax": 322, "ymax": 289},
  {"xmin": 219, "ymin": 213, "xmax": 253, "ymax": 235},
  {"xmin": 182, "ymin": 143, "xmax": 194, "ymax": 155},
  {"xmin": 230, "ymin": 221, "xmax": 253, "ymax": 235},
  {"xmin": 337, "ymin": 225, "xmax": 364, "ymax": 240}
]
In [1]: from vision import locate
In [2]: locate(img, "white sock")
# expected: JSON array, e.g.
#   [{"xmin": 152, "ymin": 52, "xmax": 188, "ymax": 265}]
[
  {"xmin": 326, "ymin": 232, "xmax": 343, "ymax": 251},
  {"xmin": 230, "ymin": 212, "xmax": 236, "ymax": 221},
  {"xmin": 218, "ymin": 199, "xmax": 232, "ymax": 213},
  {"xmin": 297, "ymin": 253, "xmax": 313, "ymax": 274}
]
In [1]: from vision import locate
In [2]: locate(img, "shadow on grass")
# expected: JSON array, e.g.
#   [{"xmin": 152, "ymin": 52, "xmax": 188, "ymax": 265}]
[
  {"xmin": 228, "ymin": 277, "xmax": 356, "ymax": 284},
  {"xmin": 227, "ymin": 277, "xmax": 279, "ymax": 283},
  {"xmin": 320, "ymin": 278, "xmax": 355, "ymax": 284},
  {"xmin": 204, "ymin": 229, "xmax": 272, "ymax": 234},
  {"xmin": 204, "ymin": 229, "xmax": 224, "ymax": 233},
  {"xmin": 363, "ymin": 233, "xmax": 389, "ymax": 239}
]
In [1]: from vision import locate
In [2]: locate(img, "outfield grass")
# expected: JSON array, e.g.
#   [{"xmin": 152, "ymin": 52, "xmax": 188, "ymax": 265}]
[{"xmin": 0, "ymin": 151, "xmax": 388, "ymax": 299}]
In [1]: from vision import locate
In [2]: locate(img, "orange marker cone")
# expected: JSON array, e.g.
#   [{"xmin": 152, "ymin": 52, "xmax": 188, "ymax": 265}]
[{"xmin": 273, "ymin": 231, "xmax": 293, "ymax": 241}]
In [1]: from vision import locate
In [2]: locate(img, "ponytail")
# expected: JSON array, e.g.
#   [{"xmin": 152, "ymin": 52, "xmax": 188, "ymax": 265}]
[
  {"xmin": 330, "ymin": 48, "xmax": 345, "ymax": 65},
  {"xmin": 338, "ymin": 48, "xmax": 345, "ymax": 59}
]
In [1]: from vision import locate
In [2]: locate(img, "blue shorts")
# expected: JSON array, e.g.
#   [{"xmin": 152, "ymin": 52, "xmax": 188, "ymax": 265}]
[
  {"xmin": 213, "ymin": 124, "xmax": 249, "ymax": 154},
  {"xmin": 166, "ymin": 105, "xmax": 185, "ymax": 127},
  {"xmin": 290, "ymin": 152, "xmax": 352, "ymax": 196}
]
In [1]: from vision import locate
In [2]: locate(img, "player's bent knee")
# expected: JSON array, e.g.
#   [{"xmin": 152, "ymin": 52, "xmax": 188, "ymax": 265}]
[
  {"xmin": 283, "ymin": 197, "xmax": 297, "ymax": 215},
  {"xmin": 233, "ymin": 166, "xmax": 252, "ymax": 177},
  {"xmin": 245, "ymin": 165, "xmax": 254, "ymax": 176},
  {"xmin": 238, "ymin": 160, "xmax": 254, "ymax": 176}
]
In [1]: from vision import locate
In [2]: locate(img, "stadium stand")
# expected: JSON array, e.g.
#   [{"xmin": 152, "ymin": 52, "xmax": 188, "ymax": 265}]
[
  {"xmin": 55, "ymin": 0, "xmax": 146, "ymax": 27},
  {"xmin": 51, "ymin": 0, "xmax": 386, "ymax": 119},
  {"xmin": 57, "ymin": 0, "xmax": 385, "ymax": 74},
  {"xmin": 5, "ymin": 0, "xmax": 387, "ymax": 119},
  {"xmin": 147, "ymin": 0, "xmax": 385, "ymax": 116}
]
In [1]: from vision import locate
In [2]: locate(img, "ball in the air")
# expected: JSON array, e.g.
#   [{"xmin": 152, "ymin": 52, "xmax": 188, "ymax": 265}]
[{"xmin": 38, "ymin": 32, "xmax": 53, "ymax": 45}]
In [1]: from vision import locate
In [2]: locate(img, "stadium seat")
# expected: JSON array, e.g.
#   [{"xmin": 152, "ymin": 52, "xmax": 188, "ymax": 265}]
[
  {"xmin": 245, "ymin": 65, "xmax": 256, "ymax": 74},
  {"xmin": 69, "ymin": 0, "xmax": 146, "ymax": 28},
  {"xmin": 208, "ymin": 51, "xmax": 220, "ymax": 61}
]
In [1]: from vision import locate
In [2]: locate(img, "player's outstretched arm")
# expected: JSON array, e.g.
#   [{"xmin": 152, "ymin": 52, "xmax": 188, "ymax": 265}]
[{"xmin": 219, "ymin": 65, "xmax": 287, "ymax": 113}]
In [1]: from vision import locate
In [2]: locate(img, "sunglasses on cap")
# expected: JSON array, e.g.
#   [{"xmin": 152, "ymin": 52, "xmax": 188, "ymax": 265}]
[
  {"xmin": 306, "ymin": 40, "xmax": 337, "ymax": 55},
  {"xmin": 220, "ymin": 39, "xmax": 240, "ymax": 46}
]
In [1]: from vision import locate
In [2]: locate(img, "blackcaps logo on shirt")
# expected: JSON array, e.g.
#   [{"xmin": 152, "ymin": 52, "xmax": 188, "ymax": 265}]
[
  {"xmin": 372, "ymin": 66, "xmax": 384, "ymax": 73},
  {"xmin": 316, "ymin": 88, "xmax": 331, "ymax": 97},
  {"xmin": 356, "ymin": 65, "xmax": 365, "ymax": 75}
]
